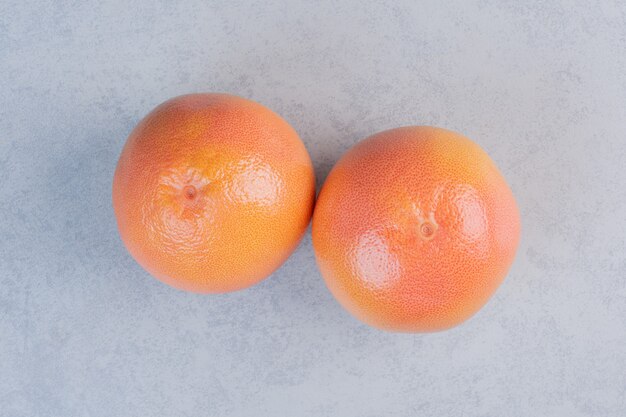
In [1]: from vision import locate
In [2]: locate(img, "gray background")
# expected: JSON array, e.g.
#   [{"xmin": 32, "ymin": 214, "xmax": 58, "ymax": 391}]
[{"xmin": 1, "ymin": 1, "xmax": 625, "ymax": 416}]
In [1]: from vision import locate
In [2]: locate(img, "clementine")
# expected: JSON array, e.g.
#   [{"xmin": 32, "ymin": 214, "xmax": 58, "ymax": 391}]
[
  {"xmin": 113, "ymin": 93, "xmax": 315, "ymax": 293},
  {"xmin": 312, "ymin": 126, "xmax": 520, "ymax": 332}
]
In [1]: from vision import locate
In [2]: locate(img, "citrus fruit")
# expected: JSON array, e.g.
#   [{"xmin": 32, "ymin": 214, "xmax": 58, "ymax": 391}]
[
  {"xmin": 113, "ymin": 93, "xmax": 316, "ymax": 293},
  {"xmin": 312, "ymin": 126, "xmax": 520, "ymax": 332}
]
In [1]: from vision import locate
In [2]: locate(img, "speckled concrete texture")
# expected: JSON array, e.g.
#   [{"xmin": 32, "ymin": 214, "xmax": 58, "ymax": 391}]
[{"xmin": 1, "ymin": 1, "xmax": 626, "ymax": 416}]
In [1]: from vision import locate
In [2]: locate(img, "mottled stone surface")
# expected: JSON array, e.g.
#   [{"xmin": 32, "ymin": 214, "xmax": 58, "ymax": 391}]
[{"xmin": 1, "ymin": 1, "xmax": 625, "ymax": 416}]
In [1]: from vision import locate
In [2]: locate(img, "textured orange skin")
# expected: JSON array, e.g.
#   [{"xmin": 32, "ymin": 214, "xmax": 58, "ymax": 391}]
[
  {"xmin": 312, "ymin": 126, "xmax": 520, "ymax": 332},
  {"xmin": 113, "ymin": 94, "xmax": 316, "ymax": 293}
]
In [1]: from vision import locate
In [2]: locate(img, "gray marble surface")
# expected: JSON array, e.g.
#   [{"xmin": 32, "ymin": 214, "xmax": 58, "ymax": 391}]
[{"xmin": 2, "ymin": 1, "xmax": 626, "ymax": 416}]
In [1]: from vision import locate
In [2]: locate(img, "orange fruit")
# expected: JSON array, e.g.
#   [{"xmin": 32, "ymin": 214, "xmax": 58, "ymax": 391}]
[
  {"xmin": 113, "ymin": 93, "xmax": 315, "ymax": 293},
  {"xmin": 312, "ymin": 126, "xmax": 520, "ymax": 332}
]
